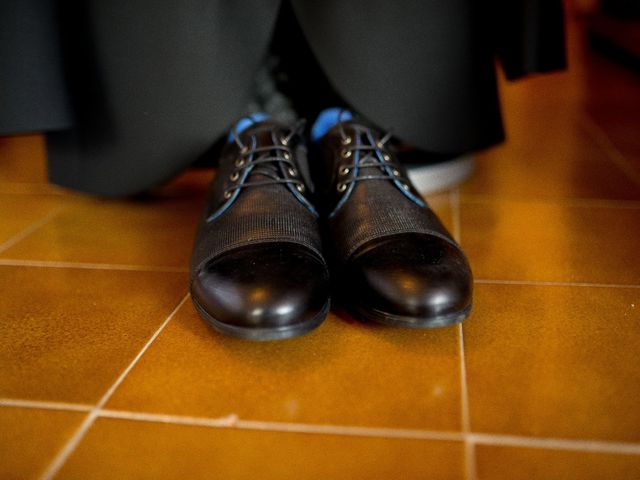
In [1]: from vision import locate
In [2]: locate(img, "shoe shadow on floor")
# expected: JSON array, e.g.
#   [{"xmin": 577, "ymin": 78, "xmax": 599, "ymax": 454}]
[
  {"xmin": 330, "ymin": 305, "xmax": 460, "ymax": 358},
  {"xmin": 181, "ymin": 302, "xmax": 345, "ymax": 373}
]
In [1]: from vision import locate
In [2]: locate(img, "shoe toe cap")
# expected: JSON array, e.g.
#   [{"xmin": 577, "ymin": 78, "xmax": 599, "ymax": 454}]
[
  {"xmin": 348, "ymin": 234, "xmax": 472, "ymax": 323},
  {"xmin": 191, "ymin": 243, "xmax": 330, "ymax": 335}
]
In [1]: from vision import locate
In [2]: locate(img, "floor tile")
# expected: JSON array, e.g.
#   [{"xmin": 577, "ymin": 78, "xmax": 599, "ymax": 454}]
[
  {"xmin": 149, "ymin": 168, "xmax": 214, "ymax": 199},
  {"xmin": 0, "ymin": 194, "xmax": 67, "ymax": 248},
  {"xmin": 464, "ymin": 284, "xmax": 640, "ymax": 442},
  {"xmin": 424, "ymin": 191, "xmax": 455, "ymax": 235},
  {"xmin": 0, "ymin": 407, "xmax": 86, "ymax": 480},
  {"xmin": 58, "ymin": 417, "xmax": 464, "ymax": 480},
  {"xmin": 583, "ymin": 48, "xmax": 640, "ymax": 173},
  {"xmin": 0, "ymin": 134, "xmax": 70, "ymax": 194},
  {"xmin": 475, "ymin": 444, "xmax": 640, "ymax": 480},
  {"xmin": 0, "ymin": 134, "xmax": 47, "ymax": 184},
  {"xmin": 0, "ymin": 195, "xmax": 204, "ymax": 268},
  {"xmin": 460, "ymin": 198, "xmax": 640, "ymax": 284},
  {"xmin": 462, "ymin": 68, "xmax": 640, "ymax": 201},
  {"xmin": 463, "ymin": 123, "xmax": 640, "ymax": 201},
  {"xmin": 0, "ymin": 183, "xmax": 68, "ymax": 195},
  {"xmin": 461, "ymin": 24, "xmax": 640, "ymax": 202},
  {"xmin": 0, "ymin": 266, "xmax": 186, "ymax": 403},
  {"xmin": 586, "ymin": 110, "xmax": 640, "ymax": 177},
  {"xmin": 107, "ymin": 303, "xmax": 463, "ymax": 431}
]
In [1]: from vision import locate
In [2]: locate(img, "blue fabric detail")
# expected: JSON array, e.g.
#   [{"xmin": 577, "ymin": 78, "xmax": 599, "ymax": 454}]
[
  {"xmin": 227, "ymin": 113, "xmax": 270, "ymax": 142},
  {"xmin": 311, "ymin": 108, "xmax": 353, "ymax": 142}
]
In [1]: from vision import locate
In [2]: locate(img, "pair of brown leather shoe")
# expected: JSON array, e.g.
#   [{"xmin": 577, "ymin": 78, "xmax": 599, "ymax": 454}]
[{"xmin": 190, "ymin": 113, "xmax": 472, "ymax": 340}]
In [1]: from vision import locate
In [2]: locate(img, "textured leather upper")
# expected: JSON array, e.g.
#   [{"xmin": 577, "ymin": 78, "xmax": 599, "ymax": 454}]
[
  {"xmin": 316, "ymin": 122, "xmax": 460, "ymax": 262},
  {"xmin": 190, "ymin": 121, "xmax": 324, "ymax": 284}
]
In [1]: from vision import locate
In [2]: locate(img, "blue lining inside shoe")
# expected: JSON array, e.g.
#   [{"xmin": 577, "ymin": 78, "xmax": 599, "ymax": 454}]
[
  {"xmin": 227, "ymin": 112, "xmax": 270, "ymax": 142},
  {"xmin": 311, "ymin": 108, "xmax": 353, "ymax": 142}
]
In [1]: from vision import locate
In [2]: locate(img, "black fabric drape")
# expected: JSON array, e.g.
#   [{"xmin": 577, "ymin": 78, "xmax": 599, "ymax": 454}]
[{"xmin": 0, "ymin": 0, "xmax": 565, "ymax": 196}]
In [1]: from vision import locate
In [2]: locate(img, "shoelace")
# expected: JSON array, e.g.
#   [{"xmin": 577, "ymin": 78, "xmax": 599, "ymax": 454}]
[
  {"xmin": 224, "ymin": 119, "xmax": 307, "ymax": 199},
  {"xmin": 333, "ymin": 111, "xmax": 410, "ymax": 193}
]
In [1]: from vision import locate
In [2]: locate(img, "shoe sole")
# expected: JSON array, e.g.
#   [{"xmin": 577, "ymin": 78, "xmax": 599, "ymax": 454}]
[
  {"xmin": 191, "ymin": 295, "xmax": 331, "ymax": 341},
  {"xmin": 350, "ymin": 303, "xmax": 472, "ymax": 329},
  {"xmin": 406, "ymin": 155, "xmax": 474, "ymax": 194}
]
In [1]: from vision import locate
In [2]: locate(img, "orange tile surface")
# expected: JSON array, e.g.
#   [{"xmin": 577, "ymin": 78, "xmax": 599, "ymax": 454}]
[
  {"xmin": 476, "ymin": 445, "xmax": 640, "ymax": 480},
  {"xmin": 58, "ymin": 418, "xmax": 464, "ymax": 480},
  {"xmin": 0, "ymin": 194, "xmax": 68, "ymax": 248},
  {"xmin": 464, "ymin": 125, "xmax": 640, "ymax": 201},
  {"xmin": 0, "ymin": 134, "xmax": 63, "ymax": 195},
  {"xmin": 0, "ymin": 195, "xmax": 203, "ymax": 268},
  {"xmin": 462, "ymin": 71, "xmax": 640, "ymax": 202},
  {"xmin": 106, "ymin": 303, "xmax": 463, "ymax": 431},
  {"xmin": 583, "ymin": 46, "xmax": 640, "ymax": 177},
  {"xmin": 424, "ymin": 191, "xmax": 455, "ymax": 234},
  {"xmin": 0, "ymin": 266, "xmax": 186, "ymax": 403},
  {"xmin": 460, "ymin": 198, "xmax": 640, "ymax": 284},
  {"xmin": 0, "ymin": 134, "xmax": 47, "ymax": 183},
  {"xmin": 465, "ymin": 284, "xmax": 640, "ymax": 442},
  {"xmin": 0, "ymin": 407, "xmax": 86, "ymax": 480}
]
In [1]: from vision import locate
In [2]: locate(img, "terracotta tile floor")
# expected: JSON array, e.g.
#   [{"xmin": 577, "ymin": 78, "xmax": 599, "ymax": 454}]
[{"xmin": 1, "ymin": 18, "xmax": 640, "ymax": 480}]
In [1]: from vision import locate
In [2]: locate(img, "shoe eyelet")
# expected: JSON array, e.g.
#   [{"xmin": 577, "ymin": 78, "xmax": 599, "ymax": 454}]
[
  {"xmin": 392, "ymin": 169, "xmax": 400, "ymax": 177},
  {"xmin": 230, "ymin": 171, "xmax": 240, "ymax": 182},
  {"xmin": 339, "ymin": 167, "xmax": 350, "ymax": 175},
  {"xmin": 341, "ymin": 149, "xmax": 352, "ymax": 158},
  {"xmin": 382, "ymin": 153, "xmax": 391, "ymax": 161},
  {"xmin": 224, "ymin": 190, "xmax": 233, "ymax": 199},
  {"xmin": 288, "ymin": 167, "xmax": 297, "ymax": 176},
  {"xmin": 337, "ymin": 183, "xmax": 347, "ymax": 192},
  {"xmin": 280, "ymin": 135, "xmax": 289, "ymax": 146},
  {"xmin": 400, "ymin": 183, "xmax": 409, "ymax": 191},
  {"xmin": 283, "ymin": 152, "xmax": 291, "ymax": 160},
  {"xmin": 296, "ymin": 184, "xmax": 305, "ymax": 193},
  {"xmin": 235, "ymin": 158, "xmax": 246, "ymax": 168},
  {"xmin": 341, "ymin": 136, "xmax": 352, "ymax": 145},
  {"xmin": 240, "ymin": 145, "xmax": 249, "ymax": 154}
]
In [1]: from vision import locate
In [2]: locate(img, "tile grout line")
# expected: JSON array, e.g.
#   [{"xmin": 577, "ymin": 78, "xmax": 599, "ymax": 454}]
[
  {"xmin": 5, "ymin": 398, "xmax": 640, "ymax": 456},
  {"xmin": 1, "ymin": 256, "xmax": 637, "ymax": 288},
  {"xmin": 579, "ymin": 115, "xmax": 640, "ymax": 187},
  {"xmin": 39, "ymin": 293, "xmax": 190, "ymax": 480},
  {"xmin": 474, "ymin": 279, "xmax": 640, "ymax": 289},
  {"xmin": 94, "ymin": 409, "xmax": 640, "ymax": 456},
  {"xmin": 469, "ymin": 432, "xmax": 640, "ymax": 456},
  {"xmin": 236, "ymin": 420, "xmax": 456, "ymax": 442},
  {"xmin": 0, "ymin": 398, "xmax": 92, "ymax": 412},
  {"xmin": 0, "ymin": 183, "xmax": 69, "ymax": 194},
  {"xmin": 450, "ymin": 188, "xmax": 461, "ymax": 243},
  {"xmin": 0, "ymin": 206, "xmax": 68, "ymax": 254},
  {"xmin": 98, "ymin": 409, "xmax": 464, "ymax": 442},
  {"xmin": 458, "ymin": 325, "xmax": 476, "ymax": 480},
  {"xmin": 0, "ymin": 258, "xmax": 188, "ymax": 273},
  {"xmin": 450, "ymin": 188, "xmax": 476, "ymax": 480},
  {"xmin": 459, "ymin": 193, "xmax": 640, "ymax": 209}
]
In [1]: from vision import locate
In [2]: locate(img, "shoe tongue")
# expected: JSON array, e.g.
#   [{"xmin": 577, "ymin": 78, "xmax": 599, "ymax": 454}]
[{"xmin": 239, "ymin": 120, "xmax": 284, "ymax": 145}]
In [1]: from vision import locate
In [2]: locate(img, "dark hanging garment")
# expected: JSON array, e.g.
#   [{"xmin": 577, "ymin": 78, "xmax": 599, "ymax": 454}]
[
  {"xmin": 0, "ymin": 0, "xmax": 565, "ymax": 197},
  {"xmin": 0, "ymin": 0, "xmax": 73, "ymax": 134}
]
